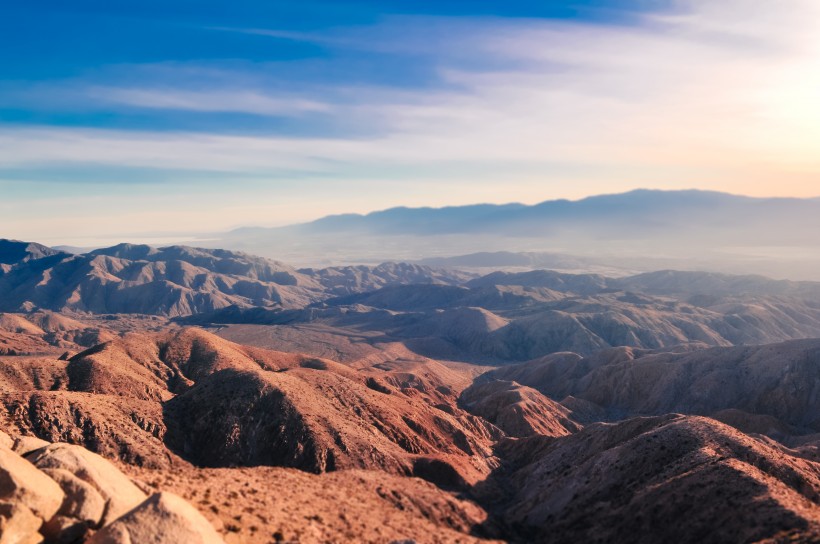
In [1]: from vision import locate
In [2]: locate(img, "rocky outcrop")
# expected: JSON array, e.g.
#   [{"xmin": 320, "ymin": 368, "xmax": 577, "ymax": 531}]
[
  {"xmin": 39, "ymin": 469, "xmax": 106, "ymax": 528},
  {"xmin": 0, "ymin": 501, "xmax": 43, "ymax": 544},
  {"xmin": 11, "ymin": 437, "xmax": 49, "ymax": 457},
  {"xmin": 86, "ymin": 492, "xmax": 222, "ymax": 544},
  {"xmin": 27, "ymin": 444, "xmax": 147, "ymax": 526},
  {"xmin": 0, "ymin": 434, "xmax": 223, "ymax": 544},
  {"xmin": 0, "ymin": 444, "xmax": 64, "ymax": 521}
]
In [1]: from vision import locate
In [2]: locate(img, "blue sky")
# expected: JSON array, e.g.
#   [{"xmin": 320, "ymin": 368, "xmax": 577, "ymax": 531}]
[{"xmin": 2, "ymin": 0, "xmax": 820, "ymax": 245}]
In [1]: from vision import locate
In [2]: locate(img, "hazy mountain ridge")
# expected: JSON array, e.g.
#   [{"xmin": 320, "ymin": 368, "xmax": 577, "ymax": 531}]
[
  {"xmin": 214, "ymin": 190, "xmax": 820, "ymax": 280},
  {"xmin": 235, "ymin": 190, "xmax": 784, "ymax": 237},
  {"xmin": 0, "ymin": 239, "xmax": 67, "ymax": 266},
  {"xmin": 0, "ymin": 240, "xmax": 468, "ymax": 318}
]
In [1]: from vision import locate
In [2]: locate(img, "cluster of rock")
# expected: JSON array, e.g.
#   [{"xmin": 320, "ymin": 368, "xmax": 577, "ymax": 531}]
[{"xmin": 0, "ymin": 431, "xmax": 223, "ymax": 544}]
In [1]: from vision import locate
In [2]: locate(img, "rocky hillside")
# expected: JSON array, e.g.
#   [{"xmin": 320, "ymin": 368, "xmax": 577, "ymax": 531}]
[
  {"xmin": 298, "ymin": 261, "xmax": 473, "ymax": 296},
  {"xmin": 2, "ymin": 315, "xmax": 820, "ymax": 542},
  {"xmin": 0, "ymin": 324, "xmax": 503, "ymax": 486},
  {"xmin": 220, "ymin": 284, "xmax": 820, "ymax": 364},
  {"xmin": 476, "ymin": 415, "xmax": 820, "ymax": 543},
  {"xmin": 0, "ymin": 240, "xmax": 471, "ymax": 318},
  {"xmin": 466, "ymin": 339, "xmax": 820, "ymax": 443},
  {"xmin": 0, "ymin": 320, "xmax": 507, "ymax": 542}
]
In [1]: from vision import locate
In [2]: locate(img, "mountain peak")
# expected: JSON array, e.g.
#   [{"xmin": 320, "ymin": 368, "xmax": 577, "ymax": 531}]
[{"xmin": 0, "ymin": 239, "xmax": 66, "ymax": 266}]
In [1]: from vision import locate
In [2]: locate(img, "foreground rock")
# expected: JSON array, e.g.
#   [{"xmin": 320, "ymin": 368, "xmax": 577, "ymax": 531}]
[
  {"xmin": 0, "ymin": 433, "xmax": 224, "ymax": 544},
  {"xmin": 40, "ymin": 468, "xmax": 106, "ymax": 528},
  {"xmin": 11, "ymin": 437, "xmax": 49, "ymax": 457},
  {"xmin": 27, "ymin": 444, "xmax": 147, "ymax": 525},
  {"xmin": 0, "ymin": 444, "xmax": 64, "ymax": 522},
  {"xmin": 0, "ymin": 501, "xmax": 42, "ymax": 544},
  {"xmin": 87, "ymin": 492, "xmax": 223, "ymax": 544}
]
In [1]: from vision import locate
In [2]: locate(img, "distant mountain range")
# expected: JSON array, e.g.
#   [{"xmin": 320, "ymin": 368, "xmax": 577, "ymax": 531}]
[
  {"xmin": 18, "ymin": 190, "xmax": 820, "ymax": 279},
  {"xmin": 267, "ymin": 271, "xmax": 820, "ymax": 362},
  {"xmin": 0, "ymin": 239, "xmax": 468, "ymax": 317},
  {"xmin": 233, "ymin": 189, "xmax": 783, "ymax": 237},
  {"xmin": 6, "ymin": 238, "xmax": 820, "ymax": 362},
  {"xmin": 206, "ymin": 189, "xmax": 820, "ymax": 279}
]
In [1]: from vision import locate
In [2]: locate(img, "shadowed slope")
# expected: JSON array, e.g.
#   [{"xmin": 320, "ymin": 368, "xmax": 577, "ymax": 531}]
[{"xmin": 163, "ymin": 362, "xmax": 502, "ymax": 483}]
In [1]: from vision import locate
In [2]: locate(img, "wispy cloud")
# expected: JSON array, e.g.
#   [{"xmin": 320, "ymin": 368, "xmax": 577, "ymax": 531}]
[{"xmin": 85, "ymin": 87, "xmax": 333, "ymax": 116}]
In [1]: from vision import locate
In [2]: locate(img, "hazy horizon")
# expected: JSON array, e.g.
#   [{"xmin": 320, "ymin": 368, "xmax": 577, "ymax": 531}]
[
  {"xmin": 6, "ymin": 187, "xmax": 820, "ymax": 248},
  {"xmin": 5, "ymin": 188, "xmax": 820, "ymax": 283}
]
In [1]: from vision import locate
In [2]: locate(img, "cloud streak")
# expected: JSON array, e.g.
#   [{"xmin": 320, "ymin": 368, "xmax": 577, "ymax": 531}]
[{"xmin": 85, "ymin": 87, "xmax": 333, "ymax": 116}]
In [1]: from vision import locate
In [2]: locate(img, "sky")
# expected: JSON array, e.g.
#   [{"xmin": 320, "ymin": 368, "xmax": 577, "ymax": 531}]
[{"xmin": 2, "ymin": 0, "xmax": 820, "ymax": 245}]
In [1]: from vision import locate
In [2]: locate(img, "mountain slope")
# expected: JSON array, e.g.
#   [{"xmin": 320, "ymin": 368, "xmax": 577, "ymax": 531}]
[
  {"xmin": 0, "ymin": 239, "xmax": 65, "ymax": 266},
  {"xmin": 0, "ymin": 243, "xmax": 326, "ymax": 316},
  {"xmin": 298, "ymin": 262, "xmax": 473, "ymax": 296},
  {"xmin": 1, "ymin": 325, "xmax": 503, "ymax": 487},
  {"xmin": 274, "ymin": 284, "xmax": 820, "ymax": 363},
  {"xmin": 476, "ymin": 414, "xmax": 820, "ymax": 543},
  {"xmin": 0, "ymin": 240, "xmax": 474, "ymax": 317},
  {"xmin": 471, "ymin": 339, "xmax": 820, "ymax": 438}
]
